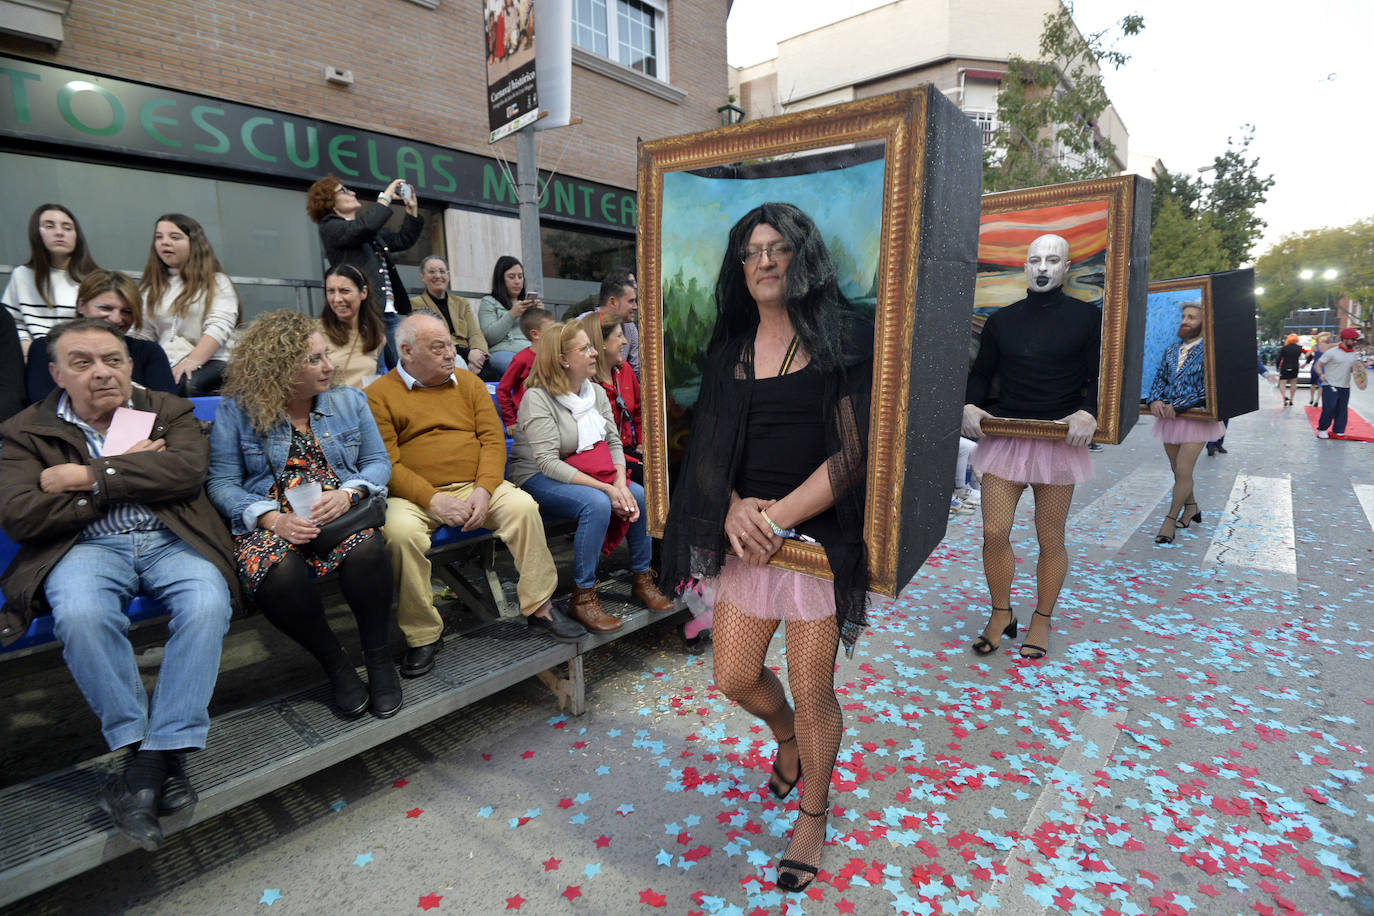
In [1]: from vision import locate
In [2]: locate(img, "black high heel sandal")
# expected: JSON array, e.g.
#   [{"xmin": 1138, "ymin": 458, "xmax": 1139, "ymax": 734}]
[
  {"xmin": 767, "ymin": 735, "xmax": 801, "ymax": 800},
  {"xmin": 776, "ymin": 804, "xmax": 828, "ymax": 893},
  {"xmin": 1155, "ymin": 515, "xmax": 1179, "ymax": 544},
  {"xmin": 1177, "ymin": 501, "xmax": 1201, "ymax": 527},
  {"xmin": 1018, "ymin": 609, "xmax": 1053, "ymax": 659},
  {"xmin": 971, "ymin": 607, "xmax": 1017, "ymax": 656}
]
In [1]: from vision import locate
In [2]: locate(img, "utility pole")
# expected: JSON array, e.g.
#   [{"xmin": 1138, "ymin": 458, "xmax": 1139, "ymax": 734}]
[{"xmin": 517, "ymin": 125, "xmax": 543, "ymax": 295}]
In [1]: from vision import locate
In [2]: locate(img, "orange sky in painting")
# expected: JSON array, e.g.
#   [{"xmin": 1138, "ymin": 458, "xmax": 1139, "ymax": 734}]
[{"xmin": 978, "ymin": 201, "xmax": 1110, "ymax": 266}]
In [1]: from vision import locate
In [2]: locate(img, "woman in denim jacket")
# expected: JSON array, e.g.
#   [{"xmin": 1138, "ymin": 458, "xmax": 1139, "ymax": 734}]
[{"xmin": 207, "ymin": 311, "xmax": 400, "ymax": 718}]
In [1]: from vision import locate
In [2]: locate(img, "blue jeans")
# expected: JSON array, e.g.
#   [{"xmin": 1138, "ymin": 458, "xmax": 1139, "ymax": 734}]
[
  {"xmin": 520, "ymin": 474, "xmax": 651, "ymax": 588},
  {"xmin": 45, "ymin": 529, "xmax": 232, "ymax": 752},
  {"xmin": 1318, "ymin": 385, "xmax": 1350, "ymax": 434},
  {"xmin": 377, "ymin": 312, "xmax": 400, "ymax": 374},
  {"xmin": 488, "ymin": 350, "xmax": 518, "ymax": 375}
]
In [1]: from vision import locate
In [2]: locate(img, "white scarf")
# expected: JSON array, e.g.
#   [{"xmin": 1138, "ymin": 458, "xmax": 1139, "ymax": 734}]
[{"xmin": 556, "ymin": 379, "xmax": 606, "ymax": 453}]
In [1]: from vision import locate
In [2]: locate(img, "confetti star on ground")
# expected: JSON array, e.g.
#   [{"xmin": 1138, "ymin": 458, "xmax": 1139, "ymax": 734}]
[
  {"xmin": 594, "ymin": 835, "xmax": 612, "ymax": 849},
  {"xmin": 258, "ymin": 890, "xmax": 282, "ymax": 906},
  {"xmin": 329, "ymin": 799, "xmax": 347, "ymax": 812},
  {"xmin": 505, "ymin": 894, "xmax": 526, "ymax": 910},
  {"xmin": 520, "ymin": 750, "xmax": 535, "ymax": 759},
  {"xmin": 562, "ymin": 886, "xmax": 582, "ymax": 901},
  {"xmin": 353, "ymin": 853, "xmax": 373, "ymax": 867},
  {"xmin": 656, "ymin": 849, "xmax": 673, "ymax": 866},
  {"xmin": 417, "ymin": 893, "xmax": 442, "ymax": 911},
  {"xmin": 543, "ymin": 857, "xmax": 561, "ymax": 871},
  {"xmin": 582, "ymin": 863, "xmax": 602, "ymax": 878},
  {"xmin": 406, "ymin": 808, "xmax": 424, "ymax": 818},
  {"xmin": 574, "ymin": 792, "xmax": 591, "ymax": 804},
  {"xmin": 639, "ymin": 888, "xmax": 667, "ymax": 907},
  {"xmin": 392, "ymin": 778, "xmax": 408, "ymax": 788}
]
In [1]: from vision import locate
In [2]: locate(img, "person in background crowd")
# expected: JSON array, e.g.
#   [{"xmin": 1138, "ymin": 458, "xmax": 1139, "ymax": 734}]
[
  {"xmin": 496, "ymin": 307, "xmax": 555, "ymax": 435},
  {"xmin": 0, "ymin": 318, "xmax": 237, "ymax": 851},
  {"xmin": 597, "ymin": 270, "xmax": 639, "ymax": 376},
  {"xmin": 27, "ymin": 269, "xmax": 176, "ymax": 404},
  {"xmin": 320, "ymin": 264, "xmax": 386, "ymax": 390},
  {"xmin": 410, "ymin": 255, "xmax": 499, "ymax": 381},
  {"xmin": 0, "ymin": 309, "xmax": 25, "ymax": 423},
  {"xmin": 963, "ymin": 233, "xmax": 1099, "ymax": 661},
  {"xmin": 307, "ymin": 175, "xmax": 424, "ymax": 365},
  {"xmin": 1315, "ymin": 328, "xmax": 1364, "ymax": 439},
  {"xmin": 1275, "ymin": 333, "xmax": 1303, "ymax": 406},
  {"xmin": 583, "ymin": 310, "xmax": 643, "ymax": 485},
  {"xmin": 3, "ymin": 203, "xmax": 99, "ymax": 357},
  {"xmin": 132, "ymin": 213, "xmax": 239, "ymax": 397},
  {"xmin": 366, "ymin": 312, "xmax": 584, "ymax": 673},
  {"xmin": 478, "ymin": 256, "xmax": 543, "ymax": 375},
  {"xmin": 208, "ymin": 311, "xmax": 400, "ymax": 718},
  {"xmin": 1145, "ymin": 302, "xmax": 1226, "ymax": 544},
  {"xmin": 1305, "ymin": 332, "xmax": 1333, "ymax": 407},
  {"xmin": 509, "ymin": 320, "xmax": 671, "ymax": 634}
]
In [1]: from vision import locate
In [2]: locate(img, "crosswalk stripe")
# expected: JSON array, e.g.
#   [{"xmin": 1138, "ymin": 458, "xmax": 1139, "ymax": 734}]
[
  {"xmin": 1356, "ymin": 484, "xmax": 1374, "ymax": 533},
  {"xmin": 1068, "ymin": 465, "xmax": 1176, "ymax": 556},
  {"xmin": 1202, "ymin": 474, "xmax": 1296, "ymax": 577}
]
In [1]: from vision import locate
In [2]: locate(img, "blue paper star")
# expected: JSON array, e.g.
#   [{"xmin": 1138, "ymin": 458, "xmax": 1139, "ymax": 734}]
[
  {"xmin": 574, "ymin": 792, "xmax": 591, "ymax": 804},
  {"xmin": 259, "ymin": 889, "xmax": 282, "ymax": 906},
  {"xmin": 655, "ymin": 848, "xmax": 673, "ymax": 866},
  {"xmin": 354, "ymin": 852, "xmax": 373, "ymax": 867},
  {"xmin": 582, "ymin": 862, "xmax": 602, "ymax": 878},
  {"xmin": 477, "ymin": 805, "xmax": 493, "ymax": 818},
  {"xmin": 570, "ymin": 812, "xmax": 589, "ymax": 825},
  {"xmin": 329, "ymin": 799, "xmax": 347, "ymax": 812}
]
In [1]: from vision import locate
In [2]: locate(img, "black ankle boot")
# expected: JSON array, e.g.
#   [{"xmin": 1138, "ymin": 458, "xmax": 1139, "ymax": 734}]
[
  {"xmin": 363, "ymin": 647, "xmax": 403, "ymax": 718},
  {"xmin": 324, "ymin": 650, "xmax": 369, "ymax": 717}
]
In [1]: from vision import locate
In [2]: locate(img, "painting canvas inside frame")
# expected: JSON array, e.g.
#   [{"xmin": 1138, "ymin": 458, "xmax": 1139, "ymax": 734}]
[
  {"xmin": 1139, "ymin": 278, "xmax": 1219, "ymax": 421},
  {"xmin": 973, "ymin": 176, "xmax": 1149, "ymax": 444}
]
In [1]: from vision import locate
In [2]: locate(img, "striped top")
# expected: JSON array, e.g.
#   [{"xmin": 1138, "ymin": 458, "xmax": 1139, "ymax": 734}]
[
  {"xmin": 2, "ymin": 266, "xmax": 79, "ymax": 344},
  {"xmin": 56, "ymin": 392, "xmax": 166, "ymax": 538}
]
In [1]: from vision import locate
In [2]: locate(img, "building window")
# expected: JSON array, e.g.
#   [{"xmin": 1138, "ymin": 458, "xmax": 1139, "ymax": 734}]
[
  {"xmin": 574, "ymin": 0, "xmax": 666, "ymax": 80},
  {"xmin": 965, "ymin": 109, "xmax": 997, "ymax": 151}
]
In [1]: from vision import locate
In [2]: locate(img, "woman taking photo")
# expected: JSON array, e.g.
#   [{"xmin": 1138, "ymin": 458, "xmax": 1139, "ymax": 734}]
[
  {"xmin": 133, "ymin": 213, "xmax": 239, "ymax": 397},
  {"xmin": 206, "ymin": 311, "xmax": 400, "ymax": 718},
  {"xmin": 320, "ymin": 264, "xmax": 386, "ymax": 389},
  {"xmin": 478, "ymin": 255, "xmax": 542, "ymax": 375},
  {"xmin": 660, "ymin": 202, "xmax": 873, "ymax": 893},
  {"xmin": 25, "ymin": 269, "xmax": 176, "ymax": 403},
  {"xmin": 580, "ymin": 311, "xmax": 643, "ymax": 484},
  {"xmin": 3, "ymin": 203, "xmax": 99, "ymax": 357},
  {"xmin": 507, "ymin": 321, "xmax": 673, "ymax": 634}
]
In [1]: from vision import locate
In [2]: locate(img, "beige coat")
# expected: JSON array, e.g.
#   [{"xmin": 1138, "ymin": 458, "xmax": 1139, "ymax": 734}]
[{"xmin": 410, "ymin": 292, "xmax": 489, "ymax": 352}]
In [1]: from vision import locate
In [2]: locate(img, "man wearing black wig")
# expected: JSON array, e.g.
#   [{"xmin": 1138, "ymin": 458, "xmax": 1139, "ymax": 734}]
[{"xmin": 660, "ymin": 202, "xmax": 872, "ymax": 894}]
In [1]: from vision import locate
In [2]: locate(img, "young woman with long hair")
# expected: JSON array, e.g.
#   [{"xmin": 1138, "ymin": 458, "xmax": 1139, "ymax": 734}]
[
  {"xmin": 3, "ymin": 203, "xmax": 99, "ymax": 357},
  {"xmin": 478, "ymin": 255, "xmax": 543, "ymax": 375},
  {"xmin": 320, "ymin": 264, "xmax": 386, "ymax": 389}
]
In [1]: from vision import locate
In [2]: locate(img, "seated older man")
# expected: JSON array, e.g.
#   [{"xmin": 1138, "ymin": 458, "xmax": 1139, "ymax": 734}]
[
  {"xmin": 365, "ymin": 312, "xmax": 584, "ymax": 677},
  {"xmin": 0, "ymin": 318, "xmax": 237, "ymax": 851}
]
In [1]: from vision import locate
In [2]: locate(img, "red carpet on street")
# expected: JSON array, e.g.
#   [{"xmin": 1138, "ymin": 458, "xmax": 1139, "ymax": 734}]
[{"xmin": 1304, "ymin": 404, "xmax": 1374, "ymax": 441}]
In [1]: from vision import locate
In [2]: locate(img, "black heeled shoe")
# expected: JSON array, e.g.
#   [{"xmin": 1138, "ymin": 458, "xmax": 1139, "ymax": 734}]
[
  {"xmin": 971, "ymin": 607, "xmax": 1017, "ymax": 655},
  {"xmin": 1177, "ymin": 501, "xmax": 1201, "ymax": 527},
  {"xmin": 1155, "ymin": 516, "xmax": 1179, "ymax": 544},
  {"xmin": 767, "ymin": 734, "xmax": 801, "ymax": 800},
  {"xmin": 776, "ymin": 804, "xmax": 828, "ymax": 893},
  {"xmin": 324, "ymin": 650, "xmax": 369, "ymax": 717},
  {"xmin": 1018, "ymin": 609, "xmax": 1053, "ymax": 660}
]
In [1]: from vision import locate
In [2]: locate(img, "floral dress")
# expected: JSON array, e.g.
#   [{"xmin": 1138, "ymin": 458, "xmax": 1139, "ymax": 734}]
[{"xmin": 235, "ymin": 426, "xmax": 378, "ymax": 592}]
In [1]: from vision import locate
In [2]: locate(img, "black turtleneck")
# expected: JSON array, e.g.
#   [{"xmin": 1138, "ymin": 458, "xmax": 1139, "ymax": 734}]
[
  {"xmin": 965, "ymin": 287, "xmax": 1101, "ymax": 420},
  {"xmin": 424, "ymin": 289, "xmax": 472, "ymax": 360}
]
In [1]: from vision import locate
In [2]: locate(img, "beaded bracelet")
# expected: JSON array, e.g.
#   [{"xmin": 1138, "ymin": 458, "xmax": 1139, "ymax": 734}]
[{"xmin": 759, "ymin": 509, "xmax": 796, "ymax": 539}]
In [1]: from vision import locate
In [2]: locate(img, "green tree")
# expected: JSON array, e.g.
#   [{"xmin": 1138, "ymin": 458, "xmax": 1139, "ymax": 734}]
[
  {"xmin": 1202, "ymin": 125, "xmax": 1275, "ymax": 266},
  {"xmin": 984, "ymin": 4, "xmax": 1145, "ymax": 192},
  {"xmin": 1254, "ymin": 218, "xmax": 1374, "ymax": 337},
  {"xmin": 1149, "ymin": 197, "xmax": 1229, "ymax": 281}
]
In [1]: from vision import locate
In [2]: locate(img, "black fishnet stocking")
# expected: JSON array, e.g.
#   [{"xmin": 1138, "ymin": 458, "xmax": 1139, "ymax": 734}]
[{"xmin": 779, "ymin": 613, "xmax": 841, "ymax": 884}]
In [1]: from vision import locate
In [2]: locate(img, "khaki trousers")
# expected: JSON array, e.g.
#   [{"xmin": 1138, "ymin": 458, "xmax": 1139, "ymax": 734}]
[{"xmin": 385, "ymin": 480, "xmax": 557, "ymax": 647}]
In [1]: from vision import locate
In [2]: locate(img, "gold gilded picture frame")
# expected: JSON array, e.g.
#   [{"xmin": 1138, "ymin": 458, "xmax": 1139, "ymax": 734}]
[
  {"xmin": 636, "ymin": 87, "xmax": 981, "ymax": 598},
  {"xmin": 1139, "ymin": 276, "xmax": 1220, "ymax": 421},
  {"xmin": 975, "ymin": 176, "xmax": 1150, "ymax": 444}
]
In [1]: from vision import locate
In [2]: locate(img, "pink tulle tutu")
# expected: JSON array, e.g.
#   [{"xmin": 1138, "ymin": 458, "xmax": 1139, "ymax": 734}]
[
  {"xmin": 714, "ymin": 555, "xmax": 835, "ymax": 621},
  {"xmin": 1152, "ymin": 416, "xmax": 1226, "ymax": 444},
  {"xmin": 971, "ymin": 434, "xmax": 1094, "ymax": 486}
]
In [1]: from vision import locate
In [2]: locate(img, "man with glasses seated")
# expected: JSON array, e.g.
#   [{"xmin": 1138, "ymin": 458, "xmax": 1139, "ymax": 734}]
[
  {"xmin": 365, "ymin": 312, "xmax": 584, "ymax": 677},
  {"xmin": 0, "ymin": 318, "xmax": 237, "ymax": 851},
  {"xmin": 410, "ymin": 256, "xmax": 501, "ymax": 382}
]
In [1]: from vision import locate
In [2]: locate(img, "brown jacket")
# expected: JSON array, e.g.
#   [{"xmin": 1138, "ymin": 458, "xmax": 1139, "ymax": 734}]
[
  {"xmin": 409, "ymin": 292, "xmax": 489, "ymax": 353},
  {"xmin": 0, "ymin": 388, "xmax": 239, "ymax": 646}
]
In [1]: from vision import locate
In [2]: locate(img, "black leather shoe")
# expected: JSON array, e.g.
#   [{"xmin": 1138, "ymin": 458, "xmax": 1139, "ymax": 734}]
[
  {"xmin": 99, "ymin": 775, "xmax": 163, "ymax": 851},
  {"xmin": 364, "ymin": 647, "xmax": 404, "ymax": 718},
  {"xmin": 157, "ymin": 775, "xmax": 198, "ymax": 815},
  {"xmin": 400, "ymin": 639, "xmax": 443, "ymax": 678},
  {"xmin": 527, "ymin": 602, "xmax": 587, "ymax": 644}
]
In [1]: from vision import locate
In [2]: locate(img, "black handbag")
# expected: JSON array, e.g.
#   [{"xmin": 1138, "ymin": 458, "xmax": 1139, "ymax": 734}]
[{"xmin": 309, "ymin": 492, "xmax": 388, "ymax": 554}]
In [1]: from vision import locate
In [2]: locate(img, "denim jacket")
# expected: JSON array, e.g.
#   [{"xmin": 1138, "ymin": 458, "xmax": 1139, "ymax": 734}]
[
  {"xmin": 207, "ymin": 386, "xmax": 391, "ymax": 535},
  {"xmin": 1147, "ymin": 340, "xmax": 1208, "ymax": 411}
]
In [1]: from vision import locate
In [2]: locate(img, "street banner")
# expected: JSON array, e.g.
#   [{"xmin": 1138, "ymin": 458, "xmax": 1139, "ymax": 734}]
[{"xmin": 484, "ymin": 0, "xmax": 539, "ymax": 142}]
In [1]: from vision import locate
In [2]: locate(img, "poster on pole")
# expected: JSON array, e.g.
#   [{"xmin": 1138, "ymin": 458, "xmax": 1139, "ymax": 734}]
[{"xmin": 484, "ymin": 0, "xmax": 539, "ymax": 142}]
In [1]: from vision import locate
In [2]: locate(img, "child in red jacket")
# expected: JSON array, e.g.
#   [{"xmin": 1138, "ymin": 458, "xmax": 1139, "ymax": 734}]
[{"xmin": 496, "ymin": 308, "xmax": 555, "ymax": 435}]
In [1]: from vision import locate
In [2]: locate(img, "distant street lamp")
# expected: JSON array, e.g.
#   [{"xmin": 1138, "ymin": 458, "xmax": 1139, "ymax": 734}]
[
  {"xmin": 1254, "ymin": 286, "xmax": 1265, "ymax": 296},
  {"xmin": 1297, "ymin": 267, "xmax": 1341, "ymax": 324}
]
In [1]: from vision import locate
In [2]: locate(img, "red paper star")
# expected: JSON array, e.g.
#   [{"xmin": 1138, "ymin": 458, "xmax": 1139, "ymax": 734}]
[
  {"xmin": 505, "ymin": 894, "xmax": 525, "ymax": 910},
  {"xmin": 638, "ymin": 888, "xmax": 667, "ymax": 907},
  {"xmin": 520, "ymin": 750, "xmax": 535, "ymax": 759},
  {"xmin": 406, "ymin": 808, "xmax": 424, "ymax": 818},
  {"xmin": 562, "ymin": 886, "xmax": 582, "ymax": 901},
  {"xmin": 594, "ymin": 835, "xmax": 612, "ymax": 849},
  {"xmin": 418, "ymin": 893, "xmax": 442, "ymax": 910},
  {"xmin": 543, "ymin": 857, "xmax": 561, "ymax": 871},
  {"xmin": 482, "ymin": 753, "xmax": 492, "ymax": 761},
  {"xmin": 836, "ymin": 900, "xmax": 856, "ymax": 914},
  {"xmin": 557, "ymin": 798, "xmax": 574, "ymax": 809},
  {"xmin": 393, "ymin": 778, "xmax": 409, "ymax": 788}
]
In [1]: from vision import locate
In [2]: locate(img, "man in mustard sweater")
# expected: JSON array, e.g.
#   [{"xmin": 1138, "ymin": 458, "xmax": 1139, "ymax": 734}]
[{"xmin": 366, "ymin": 312, "xmax": 585, "ymax": 676}]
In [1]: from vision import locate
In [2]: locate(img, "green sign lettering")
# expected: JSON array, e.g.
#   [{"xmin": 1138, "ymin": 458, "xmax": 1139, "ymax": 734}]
[
  {"xmin": 138, "ymin": 98, "xmax": 180, "ymax": 148},
  {"xmin": 57, "ymin": 81, "xmax": 124, "ymax": 137},
  {"xmin": 241, "ymin": 116, "xmax": 277, "ymax": 162},
  {"xmin": 483, "ymin": 164, "xmax": 517, "ymax": 204},
  {"xmin": 553, "ymin": 179, "xmax": 575, "ymax": 216},
  {"xmin": 283, "ymin": 121, "xmax": 319, "ymax": 169},
  {"xmin": 365, "ymin": 139, "xmax": 387, "ymax": 181},
  {"xmin": 191, "ymin": 105, "xmax": 230, "ymax": 153},
  {"xmin": 328, "ymin": 133, "xmax": 359, "ymax": 177},
  {"xmin": 620, "ymin": 195, "xmax": 636, "ymax": 226},
  {"xmin": 600, "ymin": 191, "xmax": 619, "ymax": 225},
  {"xmin": 396, "ymin": 146, "xmax": 425, "ymax": 187},
  {"xmin": 0, "ymin": 66, "xmax": 40, "ymax": 122},
  {"xmin": 431, "ymin": 154, "xmax": 457, "ymax": 192}
]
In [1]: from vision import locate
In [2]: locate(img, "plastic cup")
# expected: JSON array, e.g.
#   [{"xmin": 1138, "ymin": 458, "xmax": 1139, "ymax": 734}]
[{"xmin": 285, "ymin": 481, "xmax": 322, "ymax": 517}]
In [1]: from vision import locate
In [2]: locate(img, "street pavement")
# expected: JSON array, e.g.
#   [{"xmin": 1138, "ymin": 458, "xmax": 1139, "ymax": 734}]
[{"xmin": 5, "ymin": 377, "xmax": 1373, "ymax": 916}]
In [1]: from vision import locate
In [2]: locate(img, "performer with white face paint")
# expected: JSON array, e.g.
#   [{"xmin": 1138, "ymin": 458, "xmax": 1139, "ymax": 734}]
[{"xmin": 961, "ymin": 233, "xmax": 1100, "ymax": 659}]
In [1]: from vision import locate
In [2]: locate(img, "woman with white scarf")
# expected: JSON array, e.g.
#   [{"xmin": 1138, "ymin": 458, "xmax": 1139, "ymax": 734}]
[{"xmin": 506, "ymin": 321, "xmax": 673, "ymax": 633}]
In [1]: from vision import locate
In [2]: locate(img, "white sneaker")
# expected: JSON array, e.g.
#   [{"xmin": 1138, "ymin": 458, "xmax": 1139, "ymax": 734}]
[
  {"xmin": 1317, "ymin": 429, "xmax": 1330, "ymax": 439},
  {"xmin": 963, "ymin": 489, "xmax": 981, "ymax": 506}
]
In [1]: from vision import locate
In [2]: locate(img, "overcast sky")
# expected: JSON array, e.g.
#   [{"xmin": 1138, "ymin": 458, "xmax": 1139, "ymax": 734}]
[{"xmin": 726, "ymin": 0, "xmax": 1374, "ymax": 260}]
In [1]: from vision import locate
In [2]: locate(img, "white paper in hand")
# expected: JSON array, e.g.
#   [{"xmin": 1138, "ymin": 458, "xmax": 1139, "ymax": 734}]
[{"xmin": 102, "ymin": 407, "xmax": 157, "ymax": 456}]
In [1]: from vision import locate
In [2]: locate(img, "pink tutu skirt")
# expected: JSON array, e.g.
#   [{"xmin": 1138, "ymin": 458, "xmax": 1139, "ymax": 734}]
[
  {"xmin": 1153, "ymin": 416, "xmax": 1226, "ymax": 444},
  {"xmin": 714, "ymin": 555, "xmax": 835, "ymax": 621},
  {"xmin": 972, "ymin": 434, "xmax": 1094, "ymax": 486}
]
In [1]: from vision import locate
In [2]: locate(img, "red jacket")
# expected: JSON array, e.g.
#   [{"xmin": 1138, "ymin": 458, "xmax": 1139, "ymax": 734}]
[
  {"xmin": 600, "ymin": 362, "xmax": 641, "ymax": 452},
  {"xmin": 496, "ymin": 346, "xmax": 537, "ymax": 427}
]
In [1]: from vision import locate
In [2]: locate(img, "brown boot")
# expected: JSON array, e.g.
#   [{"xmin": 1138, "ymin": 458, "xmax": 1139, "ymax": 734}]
[
  {"xmin": 632, "ymin": 571, "xmax": 674, "ymax": 612},
  {"xmin": 570, "ymin": 585, "xmax": 623, "ymax": 632}
]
